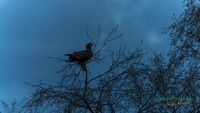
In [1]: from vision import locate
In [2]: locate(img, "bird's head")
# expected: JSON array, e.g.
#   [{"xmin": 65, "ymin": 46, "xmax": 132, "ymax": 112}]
[{"xmin": 86, "ymin": 42, "xmax": 93, "ymax": 50}]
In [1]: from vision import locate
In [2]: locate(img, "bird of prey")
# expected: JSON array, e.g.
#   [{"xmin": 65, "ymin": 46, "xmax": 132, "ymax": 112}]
[{"xmin": 65, "ymin": 43, "xmax": 93, "ymax": 71}]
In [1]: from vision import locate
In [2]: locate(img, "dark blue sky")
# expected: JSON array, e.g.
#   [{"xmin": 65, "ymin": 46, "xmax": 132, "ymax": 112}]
[{"xmin": 0, "ymin": 0, "xmax": 183, "ymax": 103}]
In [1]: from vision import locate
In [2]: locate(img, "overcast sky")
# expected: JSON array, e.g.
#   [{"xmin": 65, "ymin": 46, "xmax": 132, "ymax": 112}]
[{"xmin": 0, "ymin": 0, "xmax": 183, "ymax": 103}]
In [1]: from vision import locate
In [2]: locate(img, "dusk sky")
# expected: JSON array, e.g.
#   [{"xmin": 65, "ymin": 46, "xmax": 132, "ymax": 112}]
[{"xmin": 0, "ymin": 0, "xmax": 183, "ymax": 103}]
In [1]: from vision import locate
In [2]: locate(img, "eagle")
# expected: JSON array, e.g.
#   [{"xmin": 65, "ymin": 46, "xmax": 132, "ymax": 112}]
[{"xmin": 65, "ymin": 43, "xmax": 93, "ymax": 71}]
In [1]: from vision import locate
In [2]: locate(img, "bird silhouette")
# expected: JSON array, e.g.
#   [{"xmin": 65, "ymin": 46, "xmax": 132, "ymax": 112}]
[{"xmin": 65, "ymin": 43, "xmax": 93, "ymax": 71}]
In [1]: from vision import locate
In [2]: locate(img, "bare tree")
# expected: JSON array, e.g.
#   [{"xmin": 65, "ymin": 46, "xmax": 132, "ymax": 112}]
[
  {"xmin": 22, "ymin": 25, "xmax": 143, "ymax": 113},
  {"xmin": 9, "ymin": 1, "xmax": 200, "ymax": 113}
]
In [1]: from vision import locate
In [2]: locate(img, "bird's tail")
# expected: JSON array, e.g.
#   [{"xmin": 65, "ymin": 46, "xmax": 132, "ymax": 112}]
[{"xmin": 65, "ymin": 53, "xmax": 73, "ymax": 62}]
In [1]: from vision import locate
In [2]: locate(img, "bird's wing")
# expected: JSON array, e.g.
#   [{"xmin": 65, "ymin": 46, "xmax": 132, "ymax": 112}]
[
  {"xmin": 65, "ymin": 50, "xmax": 92, "ymax": 62},
  {"xmin": 65, "ymin": 50, "xmax": 86, "ymax": 57},
  {"xmin": 74, "ymin": 50, "xmax": 89, "ymax": 58},
  {"xmin": 64, "ymin": 51, "xmax": 83, "ymax": 59},
  {"xmin": 75, "ymin": 50, "xmax": 92, "ymax": 60}
]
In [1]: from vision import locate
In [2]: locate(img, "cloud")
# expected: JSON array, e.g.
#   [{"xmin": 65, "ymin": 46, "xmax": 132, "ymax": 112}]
[
  {"xmin": 104, "ymin": 0, "xmax": 147, "ymax": 24},
  {"xmin": 147, "ymin": 31, "xmax": 163, "ymax": 44}
]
